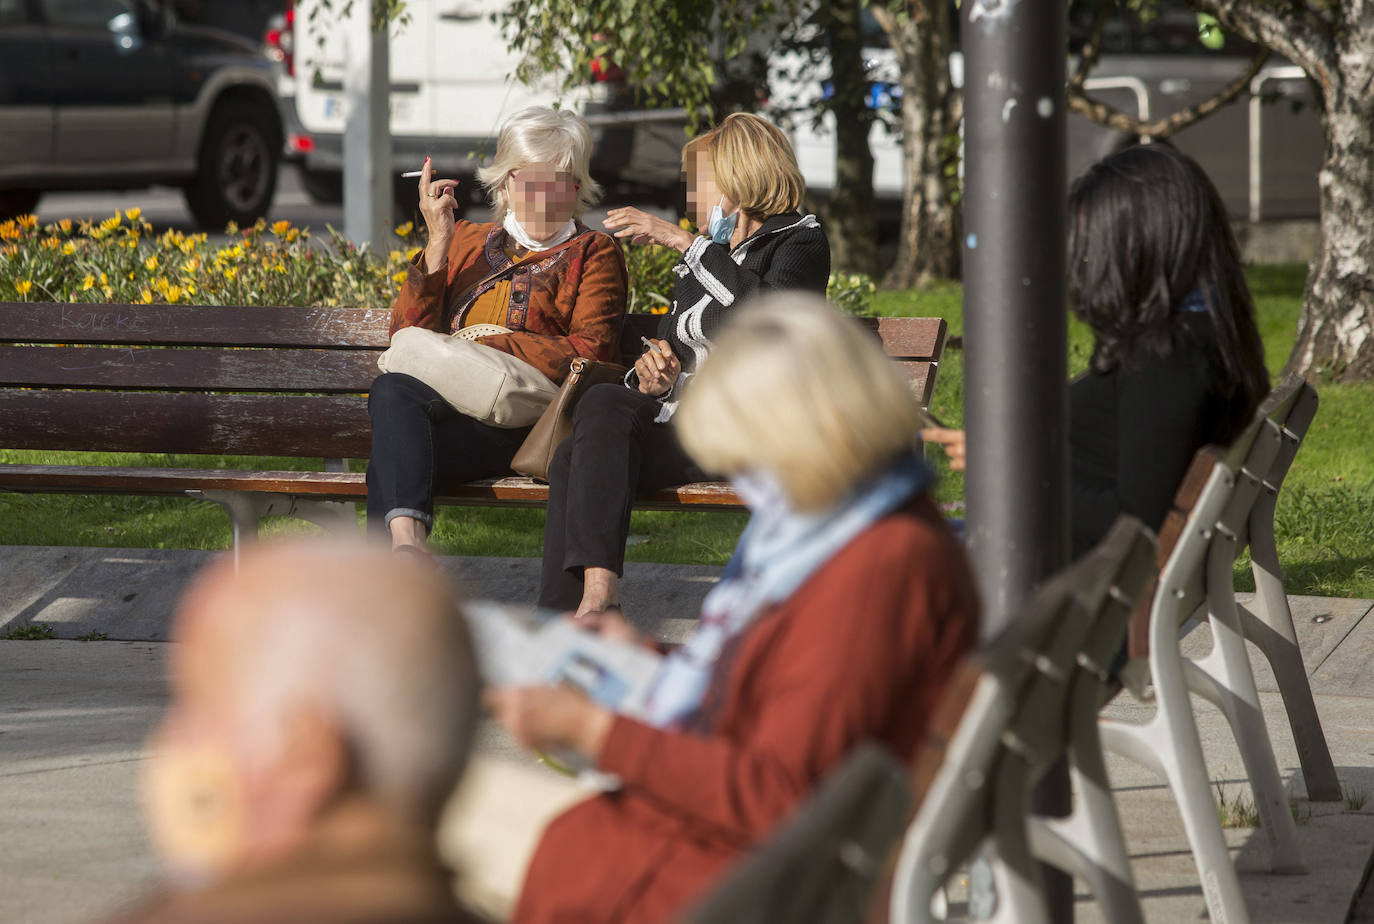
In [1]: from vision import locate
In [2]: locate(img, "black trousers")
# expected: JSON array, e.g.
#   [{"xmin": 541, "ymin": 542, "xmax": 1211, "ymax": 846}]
[
  {"xmin": 538, "ymin": 383, "xmax": 711, "ymax": 610},
  {"xmin": 365, "ymin": 373, "xmax": 531, "ymax": 535}
]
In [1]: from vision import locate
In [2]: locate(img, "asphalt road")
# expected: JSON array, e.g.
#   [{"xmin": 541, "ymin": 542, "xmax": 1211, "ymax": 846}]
[{"xmin": 34, "ymin": 166, "xmax": 675, "ymax": 246}]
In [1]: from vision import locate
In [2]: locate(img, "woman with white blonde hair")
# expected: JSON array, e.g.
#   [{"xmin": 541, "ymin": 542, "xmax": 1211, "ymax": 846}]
[
  {"xmin": 488, "ymin": 293, "xmax": 979, "ymax": 922},
  {"xmin": 537, "ymin": 111, "xmax": 831, "ymax": 617},
  {"xmin": 368, "ymin": 106, "xmax": 628, "ymax": 553}
]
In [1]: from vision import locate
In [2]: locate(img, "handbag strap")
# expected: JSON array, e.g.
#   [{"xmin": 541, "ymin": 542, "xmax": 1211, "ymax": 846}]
[{"xmin": 446, "ymin": 228, "xmax": 591, "ymax": 324}]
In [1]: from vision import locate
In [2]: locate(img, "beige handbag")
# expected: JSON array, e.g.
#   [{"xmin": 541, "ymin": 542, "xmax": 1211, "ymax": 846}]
[
  {"xmin": 377, "ymin": 326, "xmax": 559, "ymax": 428},
  {"xmin": 511, "ymin": 357, "xmax": 629, "ymax": 480}
]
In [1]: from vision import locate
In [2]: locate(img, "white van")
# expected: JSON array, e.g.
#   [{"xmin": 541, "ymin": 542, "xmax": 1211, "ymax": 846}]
[
  {"xmin": 269, "ymin": 0, "xmax": 615, "ymax": 204},
  {"xmin": 768, "ymin": 1, "xmax": 1322, "ymax": 221}
]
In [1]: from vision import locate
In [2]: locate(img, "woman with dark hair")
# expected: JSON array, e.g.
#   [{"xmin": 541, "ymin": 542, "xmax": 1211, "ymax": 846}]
[{"xmin": 925, "ymin": 144, "xmax": 1269, "ymax": 557}]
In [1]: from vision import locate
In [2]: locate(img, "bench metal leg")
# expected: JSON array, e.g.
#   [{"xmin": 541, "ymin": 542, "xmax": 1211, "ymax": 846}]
[
  {"xmin": 193, "ymin": 490, "xmax": 361, "ymax": 573},
  {"xmin": 1185, "ymin": 541, "xmax": 1305, "ymax": 873},
  {"xmin": 1029, "ymin": 675, "xmax": 1144, "ymax": 924},
  {"xmin": 984, "ymin": 756, "xmax": 1051, "ymax": 924},
  {"xmin": 1242, "ymin": 498, "xmax": 1341, "ymax": 801},
  {"xmin": 890, "ymin": 681, "xmax": 1009, "ymax": 924},
  {"xmin": 1100, "ymin": 639, "xmax": 1252, "ymax": 924}
]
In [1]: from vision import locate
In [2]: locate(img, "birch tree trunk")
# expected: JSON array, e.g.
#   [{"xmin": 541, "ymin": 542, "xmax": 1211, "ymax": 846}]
[
  {"xmin": 1288, "ymin": 61, "xmax": 1374, "ymax": 379},
  {"xmin": 1190, "ymin": 0, "xmax": 1374, "ymax": 381},
  {"xmin": 871, "ymin": 1, "xmax": 960, "ymax": 288}
]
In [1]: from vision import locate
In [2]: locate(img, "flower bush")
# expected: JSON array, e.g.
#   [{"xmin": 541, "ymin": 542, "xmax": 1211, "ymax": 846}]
[
  {"xmin": 1, "ymin": 211, "xmax": 410, "ymax": 309},
  {"xmin": 827, "ymin": 271, "xmax": 878, "ymax": 317},
  {"xmin": 2, "ymin": 210, "xmax": 876, "ymax": 318}
]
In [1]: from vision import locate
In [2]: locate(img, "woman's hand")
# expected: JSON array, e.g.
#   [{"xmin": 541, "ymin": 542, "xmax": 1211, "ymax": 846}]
[
  {"xmin": 921, "ymin": 427, "xmax": 967, "ymax": 472},
  {"xmin": 417, "ymin": 157, "xmax": 462, "ymax": 272},
  {"xmin": 604, "ymin": 207, "xmax": 695, "ymax": 252},
  {"xmin": 485, "ymin": 685, "xmax": 614, "ymax": 758},
  {"xmin": 634, "ymin": 339, "xmax": 681, "ymax": 397}
]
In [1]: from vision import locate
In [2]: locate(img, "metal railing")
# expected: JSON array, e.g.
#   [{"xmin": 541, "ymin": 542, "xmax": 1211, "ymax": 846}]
[{"xmin": 1249, "ymin": 65, "xmax": 1307, "ymax": 223}]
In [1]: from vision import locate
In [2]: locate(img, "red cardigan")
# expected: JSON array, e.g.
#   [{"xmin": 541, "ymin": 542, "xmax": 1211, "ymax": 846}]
[{"xmin": 514, "ymin": 494, "xmax": 980, "ymax": 923}]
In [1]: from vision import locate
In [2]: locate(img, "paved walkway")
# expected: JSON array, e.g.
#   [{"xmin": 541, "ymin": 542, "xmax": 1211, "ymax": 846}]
[{"xmin": 2, "ymin": 545, "xmax": 1372, "ymax": 923}]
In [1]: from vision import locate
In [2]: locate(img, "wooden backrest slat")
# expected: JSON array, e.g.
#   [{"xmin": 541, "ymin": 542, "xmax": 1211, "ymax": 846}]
[
  {"xmin": 0, "ymin": 391, "xmax": 371, "ymax": 458},
  {"xmin": 1126, "ymin": 445, "xmax": 1224, "ymax": 660},
  {"xmin": 0, "ymin": 303, "xmax": 391, "ymax": 348},
  {"xmin": 1, "ymin": 304, "xmax": 947, "ymax": 458},
  {"xmin": 0, "ymin": 345, "xmax": 381, "ymax": 393},
  {"xmin": 3, "ymin": 304, "xmax": 945, "ymax": 360},
  {"xmin": 895, "ymin": 362, "xmax": 935, "ymax": 407}
]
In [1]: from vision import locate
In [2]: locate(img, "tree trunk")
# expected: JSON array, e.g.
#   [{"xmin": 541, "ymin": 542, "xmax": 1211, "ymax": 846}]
[
  {"xmin": 872, "ymin": 1, "xmax": 960, "ymax": 288},
  {"xmin": 1286, "ymin": 70, "xmax": 1374, "ymax": 380},
  {"xmin": 1186, "ymin": 0, "xmax": 1374, "ymax": 381},
  {"xmin": 816, "ymin": 0, "xmax": 880, "ymax": 277}
]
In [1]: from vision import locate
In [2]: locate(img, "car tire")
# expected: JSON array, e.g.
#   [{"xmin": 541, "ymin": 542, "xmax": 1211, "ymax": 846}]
[
  {"xmin": 299, "ymin": 168, "xmax": 343, "ymax": 204},
  {"xmin": 0, "ymin": 189, "xmax": 41, "ymax": 221},
  {"xmin": 184, "ymin": 99, "xmax": 281, "ymax": 230}
]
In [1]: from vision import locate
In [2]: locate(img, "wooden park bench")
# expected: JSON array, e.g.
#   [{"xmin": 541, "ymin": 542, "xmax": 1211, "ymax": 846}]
[
  {"xmin": 684, "ymin": 516, "xmax": 1157, "ymax": 924},
  {"xmin": 0, "ymin": 303, "xmax": 946, "ymax": 557}
]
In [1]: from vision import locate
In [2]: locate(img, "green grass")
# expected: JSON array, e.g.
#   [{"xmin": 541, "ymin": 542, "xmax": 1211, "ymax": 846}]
[{"xmin": 4, "ymin": 264, "xmax": 1373, "ymax": 594}]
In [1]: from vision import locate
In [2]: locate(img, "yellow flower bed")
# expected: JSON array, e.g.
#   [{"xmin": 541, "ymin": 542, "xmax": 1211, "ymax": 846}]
[
  {"xmin": 0, "ymin": 212, "xmax": 417, "ymax": 310},
  {"xmin": 1, "ymin": 210, "xmax": 868, "ymax": 315}
]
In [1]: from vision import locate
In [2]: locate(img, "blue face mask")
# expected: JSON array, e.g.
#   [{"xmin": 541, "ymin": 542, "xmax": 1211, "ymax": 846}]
[{"xmin": 707, "ymin": 196, "xmax": 738, "ymax": 245}]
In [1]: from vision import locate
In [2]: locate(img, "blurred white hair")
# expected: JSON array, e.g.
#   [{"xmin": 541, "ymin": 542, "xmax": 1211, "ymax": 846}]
[{"xmin": 222, "ymin": 542, "xmax": 480, "ymax": 829}]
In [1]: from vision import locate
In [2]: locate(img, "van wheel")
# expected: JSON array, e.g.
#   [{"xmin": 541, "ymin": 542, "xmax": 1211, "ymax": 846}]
[
  {"xmin": 0, "ymin": 189, "xmax": 40, "ymax": 221},
  {"xmin": 185, "ymin": 100, "xmax": 280, "ymax": 230}
]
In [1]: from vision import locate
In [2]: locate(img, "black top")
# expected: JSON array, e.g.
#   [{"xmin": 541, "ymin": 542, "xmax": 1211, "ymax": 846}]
[
  {"xmin": 1070, "ymin": 313, "xmax": 1250, "ymax": 558},
  {"xmin": 624, "ymin": 214, "xmax": 830, "ymax": 402}
]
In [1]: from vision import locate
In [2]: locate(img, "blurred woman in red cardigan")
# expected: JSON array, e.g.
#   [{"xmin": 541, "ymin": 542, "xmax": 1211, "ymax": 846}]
[{"xmin": 486, "ymin": 293, "xmax": 980, "ymax": 923}]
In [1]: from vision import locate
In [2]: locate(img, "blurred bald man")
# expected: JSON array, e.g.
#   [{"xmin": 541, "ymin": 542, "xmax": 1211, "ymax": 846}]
[{"xmin": 108, "ymin": 540, "xmax": 485, "ymax": 924}]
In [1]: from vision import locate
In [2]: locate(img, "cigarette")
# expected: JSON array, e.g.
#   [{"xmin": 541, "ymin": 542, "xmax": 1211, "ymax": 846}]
[
  {"xmin": 401, "ymin": 170, "xmax": 427, "ymax": 178},
  {"xmin": 640, "ymin": 336, "xmax": 661, "ymax": 355}
]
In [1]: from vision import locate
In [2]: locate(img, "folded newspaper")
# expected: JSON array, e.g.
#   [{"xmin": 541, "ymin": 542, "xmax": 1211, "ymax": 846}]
[
  {"xmin": 464, "ymin": 600, "xmax": 665, "ymax": 717},
  {"xmin": 464, "ymin": 601, "xmax": 667, "ymax": 782}
]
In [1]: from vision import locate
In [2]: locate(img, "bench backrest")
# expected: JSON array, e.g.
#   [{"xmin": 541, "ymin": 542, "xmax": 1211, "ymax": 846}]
[
  {"xmin": 882, "ymin": 517, "xmax": 1155, "ymax": 924},
  {"xmin": 1125, "ymin": 374, "xmax": 1312, "ymax": 659},
  {"xmin": 683, "ymin": 741, "xmax": 911, "ymax": 924},
  {"xmin": 0, "ymin": 303, "xmax": 946, "ymax": 459}
]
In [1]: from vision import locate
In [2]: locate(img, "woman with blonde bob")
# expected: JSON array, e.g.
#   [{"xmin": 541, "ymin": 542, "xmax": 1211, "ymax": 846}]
[
  {"xmin": 538, "ymin": 111, "xmax": 831, "ymax": 616},
  {"xmin": 368, "ymin": 106, "xmax": 627, "ymax": 553},
  {"xmin": 489, "ymin": 293, "xmax": 979, "ymax": 923}
]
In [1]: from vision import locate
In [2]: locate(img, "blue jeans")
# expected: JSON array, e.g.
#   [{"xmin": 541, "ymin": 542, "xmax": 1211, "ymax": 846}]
[{"xmin": 365, "ymin": 373, "xmax": 531, "ymax": 534}]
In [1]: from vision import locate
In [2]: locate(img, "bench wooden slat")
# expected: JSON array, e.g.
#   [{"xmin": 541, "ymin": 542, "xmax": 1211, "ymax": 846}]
[
  {"xmin": 0, "ymin": 303, "xmax": 391, "ymax": 348},
  {"xmin": 896, "ymin": 362, "xmax": 935, "ymax": 407},
  {"xmin": 0, "ymin": 391, "xmax": 372, "ymax": 458},
  {"xmin": 1126, "ymin": 445, "xmax": 1223, "ymax": 660},
  {"xmin": 2, "ymin": 302, "xmax": 946, "ymax": 359},
  {"xmin": 0, "ymin": 465, "xmax": 743, "ymax": 511},
  {"xmin": 0, "ymin": 345, "xmax": 382, "ymax": 393}
]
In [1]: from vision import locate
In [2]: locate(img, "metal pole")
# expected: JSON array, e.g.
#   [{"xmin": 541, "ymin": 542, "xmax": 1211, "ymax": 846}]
[
  {"xmin": 961, "ymin": 0, "xmax": 1070, "ymax": 918},
  {"xmin": 343, "ymin": 0, "xmax": 391, "ymax": 249}
]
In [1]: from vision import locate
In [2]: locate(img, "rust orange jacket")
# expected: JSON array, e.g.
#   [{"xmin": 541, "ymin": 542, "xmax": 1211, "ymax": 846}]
[
  {"xmin": 513, "ymin": 494, "xmax": 980, "ymax": 923},
  {"xmin": 389, "ymin": 220, "xmax": 628, "ymax": 384}
]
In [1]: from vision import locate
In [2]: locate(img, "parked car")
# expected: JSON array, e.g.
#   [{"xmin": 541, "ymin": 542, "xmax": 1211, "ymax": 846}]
[{"xmin": 0, "ymin": 0, "xmax": 285, "ymax": 227}]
